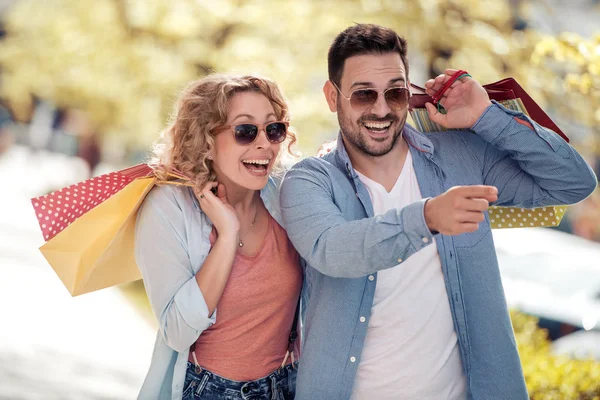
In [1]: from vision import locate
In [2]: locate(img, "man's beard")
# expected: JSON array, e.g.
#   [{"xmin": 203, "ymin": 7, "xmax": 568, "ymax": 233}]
[{"xmin": 337, "ymin": 105, "xmax": 406, "ymax": 157}]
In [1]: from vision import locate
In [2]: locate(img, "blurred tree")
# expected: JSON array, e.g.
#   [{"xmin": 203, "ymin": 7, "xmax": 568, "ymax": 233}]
[
  {"xmin": 0, "ymin": 0, "xmax": 597, "ymax": 155},
  {"xmin": 528, "ymin": 32, "xmax": 600, "ymax": 150}
]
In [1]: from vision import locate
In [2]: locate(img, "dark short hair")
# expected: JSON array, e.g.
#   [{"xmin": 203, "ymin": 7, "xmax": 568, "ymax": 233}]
[{"xmin": 327, "ymin": 24, "xmax": 409, "ymax": 87}]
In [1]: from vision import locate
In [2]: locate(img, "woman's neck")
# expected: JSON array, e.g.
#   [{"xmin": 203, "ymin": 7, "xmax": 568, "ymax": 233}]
[{"xmin": 222, "ymin": 182, "xmax": 261, "ymax": 215}]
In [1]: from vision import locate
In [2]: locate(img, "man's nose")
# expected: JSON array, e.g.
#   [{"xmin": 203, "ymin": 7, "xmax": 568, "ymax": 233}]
[{"xmin": 369, "ymin": 92, "xmax": 391, "ymax": 117}]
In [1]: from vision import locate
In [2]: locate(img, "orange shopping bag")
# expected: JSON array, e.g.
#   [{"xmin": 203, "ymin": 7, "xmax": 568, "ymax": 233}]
[{"xmin": 31, "ymin": 164, "xmax": 191, "ymax": 296}]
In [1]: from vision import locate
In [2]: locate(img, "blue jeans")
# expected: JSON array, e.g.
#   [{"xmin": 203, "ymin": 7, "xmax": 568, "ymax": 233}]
[{"xmin": 182, "ymin": 362, "xmax": 297, "ymax": 400}]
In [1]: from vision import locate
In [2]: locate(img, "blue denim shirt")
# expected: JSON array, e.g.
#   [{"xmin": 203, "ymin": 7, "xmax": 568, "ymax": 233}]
[
  {"xmin": 280, "ymin": 102, "xmax": 597, "ymax": 400},
  {"xmin": 134, "ymin": 174, "xmax": 288, "ymax": 400}
]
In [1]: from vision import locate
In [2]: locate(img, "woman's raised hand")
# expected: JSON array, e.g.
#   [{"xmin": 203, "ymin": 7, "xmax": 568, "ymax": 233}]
[{"xmin": 194, "ymin": 182, "xmax": 240, "ymax": 239}]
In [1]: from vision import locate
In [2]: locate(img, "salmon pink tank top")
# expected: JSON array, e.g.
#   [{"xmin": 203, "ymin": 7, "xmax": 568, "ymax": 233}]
[{"xmin": 189, "ymin": 214, "xmax": 302, "ymax": 381}]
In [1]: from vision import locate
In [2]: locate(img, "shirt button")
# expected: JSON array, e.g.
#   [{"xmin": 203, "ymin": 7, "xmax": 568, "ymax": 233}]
[
  {"xmin": 422, "ymin": 237, "xmax": 429, "ymax": 243},
  {"xmin": 350, "ymin": 356, "xmax": 357, "ymax": 363},
  {"xmin": 359, "ymin": 316, "xmax": 366, "ymax": 323},
  {"xmin": 368, "ymin": 275, "xmax": 374, "ymax": 281},
  {"xmin": 397, "ymin": 258, "xmax": 403, "ymax": 263}
]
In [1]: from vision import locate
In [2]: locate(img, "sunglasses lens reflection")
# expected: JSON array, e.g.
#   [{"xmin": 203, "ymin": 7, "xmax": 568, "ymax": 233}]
[
  {"xmin": 234, "ymin": 123, "xmax": 287, "ymax": 145},
  {"xmin": 234, "ymin": 124, "xmax": 259, "ymax": 145},
  {"xmin": 349, "ymin": 88, "xmax": 409, "ymax": 111},
  {"xmin": 385, "ymin": 88, "xmax": 409, "ymax": 110},
  {"xmin": 350, "ymin": 89, "xmax": 378, "ymax": 110},
  {"xmin": 265, "ymin": 122, "xmax": 287, "ymax": 144}
]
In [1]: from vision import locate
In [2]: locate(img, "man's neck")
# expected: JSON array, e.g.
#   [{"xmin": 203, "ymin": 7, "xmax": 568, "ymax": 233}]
[{"xmin": 345, "ymin": 136, "xmax": 409, "ymax": 193}]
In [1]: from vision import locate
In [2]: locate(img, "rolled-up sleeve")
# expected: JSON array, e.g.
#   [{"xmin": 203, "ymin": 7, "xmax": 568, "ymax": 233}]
[
  {"xmin": 470, "ymin": 102, "xmax": 597, "ymax": 207},
  {"xmin": 135, "ymin": 186, "xmax": 216, "ymax": 353}
]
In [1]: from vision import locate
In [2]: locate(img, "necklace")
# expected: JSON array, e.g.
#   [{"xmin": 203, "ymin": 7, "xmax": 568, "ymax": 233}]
[{"xmin": 238, "ymin": 205, "xmax": 258, "ymax": 248}]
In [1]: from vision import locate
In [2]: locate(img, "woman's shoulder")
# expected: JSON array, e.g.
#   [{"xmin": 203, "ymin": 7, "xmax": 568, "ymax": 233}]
[
  {"xmin": 136, "ymin": 182, "xmax": 212, "ymax": 246},
  {"xmin": 140, "ymin": 183, "xmax": 199, "ymax": 218}
]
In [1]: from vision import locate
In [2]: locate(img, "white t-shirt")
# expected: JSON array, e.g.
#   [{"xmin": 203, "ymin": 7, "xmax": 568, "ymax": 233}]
[{"xmin": 351, "ymin": 151, "xmax": 467, "ymax": 400}]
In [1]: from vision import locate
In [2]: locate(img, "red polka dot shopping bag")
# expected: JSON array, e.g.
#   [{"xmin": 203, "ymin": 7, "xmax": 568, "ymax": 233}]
[{"xmin": 31, "ymin": 164, "xmax": 191, "ymax": 296}]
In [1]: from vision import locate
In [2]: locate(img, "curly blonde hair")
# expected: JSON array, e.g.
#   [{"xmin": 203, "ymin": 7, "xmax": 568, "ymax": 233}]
[{"xmin": 150, "ymin": 74, "xmax": 297, "ymax": 188}]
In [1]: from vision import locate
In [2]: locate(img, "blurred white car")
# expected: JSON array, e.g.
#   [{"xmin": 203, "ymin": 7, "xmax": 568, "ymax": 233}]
[{"xmin": 493, "ymin": 227, "xmax": 600, "ymax": 331}]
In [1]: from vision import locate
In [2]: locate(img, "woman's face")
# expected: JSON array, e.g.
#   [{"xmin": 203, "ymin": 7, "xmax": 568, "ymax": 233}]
[{"xmin": 211, "ymin": 91, "xmax": 283, "ymax": 192}]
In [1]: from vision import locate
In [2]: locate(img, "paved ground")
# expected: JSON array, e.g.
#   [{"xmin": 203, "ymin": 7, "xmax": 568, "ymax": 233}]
[{"xmin": 0, "ymin": 146, "xmax": 155, "ymax": 399}]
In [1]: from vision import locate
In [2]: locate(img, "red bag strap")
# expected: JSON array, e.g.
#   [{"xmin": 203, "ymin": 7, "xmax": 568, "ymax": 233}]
[
  {"xmin": 431, "ymin": 70, "xmax": 470, "ymax": 105},
  {"xmin": 409, "ymin": 77, "xmax": 569, "ymax": 142}
]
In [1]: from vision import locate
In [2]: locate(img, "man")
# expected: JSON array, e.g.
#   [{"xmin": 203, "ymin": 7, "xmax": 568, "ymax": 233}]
[{"xmin": 280, "ymin": 24, "xmax": 597, "ymax": 400}]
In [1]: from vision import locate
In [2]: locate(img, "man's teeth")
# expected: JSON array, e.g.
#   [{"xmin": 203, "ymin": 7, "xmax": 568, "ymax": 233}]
[
  {"xmin": 243, "ymin": 159, "xmax": 270, "ymax": 165},
  {"xmin": 364, "ymin": 122, "xmax": 391, "ymax": 129}
]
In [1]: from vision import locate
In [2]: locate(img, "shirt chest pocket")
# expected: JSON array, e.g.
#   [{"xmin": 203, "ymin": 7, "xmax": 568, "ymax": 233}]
[
  {"xmin": 452, "ymin": 228, "xmax": 492, "ymax": 249},
  {"xmin": 452, "ymin": 217, "xmax": 493, "ymax": 248},
  {"xmin": 448, "ymin": 209, "xmax": 494, "ymax": 248}
]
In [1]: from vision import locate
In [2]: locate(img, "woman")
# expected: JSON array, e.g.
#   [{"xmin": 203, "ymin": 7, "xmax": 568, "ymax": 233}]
[{"xmin": 135, "ymin": 74, "xmax": 302, "ymax": 399}]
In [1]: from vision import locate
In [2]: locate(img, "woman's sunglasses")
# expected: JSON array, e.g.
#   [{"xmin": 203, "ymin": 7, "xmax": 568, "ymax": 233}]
[
  {"xmin": 331, "ymin": 81, "xmax": 411, "ymax": 112},
  {"xmin": 219, "ymin": 121, "xmax": 289, "ymax": 145}
]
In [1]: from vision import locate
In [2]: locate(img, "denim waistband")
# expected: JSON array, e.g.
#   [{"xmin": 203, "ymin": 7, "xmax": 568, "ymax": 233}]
[{"xmin": 183, "ymin": 361, "xmax": 298, "ymax": 399}]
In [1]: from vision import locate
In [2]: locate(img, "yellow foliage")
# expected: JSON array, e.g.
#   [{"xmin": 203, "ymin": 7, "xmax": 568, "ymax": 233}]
[
  {"xmin": 511, "ymin": 310, "xmax": 600, "ymax": 399},
  {"xmin": 0, "ymin": 0, "xmax": 598, "ymax": 155}
]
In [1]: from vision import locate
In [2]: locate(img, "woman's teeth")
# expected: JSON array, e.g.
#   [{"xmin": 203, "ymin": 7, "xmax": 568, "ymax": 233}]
[
  {"xmin": 242, "ymin": 159, "xmax": 270, "ymax": 173},
  {"xmin": 242, "ymin": 159, "xmax": 270, "ymax": 165}
]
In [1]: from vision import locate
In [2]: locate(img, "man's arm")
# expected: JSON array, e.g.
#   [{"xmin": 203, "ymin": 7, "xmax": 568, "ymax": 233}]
[
  {"xmin": 424, "ymin": 69, "xmax": 597, "ymax": 208},
  {"xmin": 472, "ymin": 103, "xmax": 597, "ymax": 208},
  {"xmin": 280, "ymin": 159, "xmax": 433, "ymax": 278},
  {"xmin": 280, "ymin": 159, "xmax": 497, "ymax": 278}
]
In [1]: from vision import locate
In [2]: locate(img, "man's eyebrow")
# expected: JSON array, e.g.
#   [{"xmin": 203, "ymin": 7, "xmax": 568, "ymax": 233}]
[
  {"xmin": 350, "ymin": 77, "xmax": 406, "ymax": 89},
  {"xmin": 350, "ymin": 81, "xmax": 373, "ymax": 89},
  {"xmin": 389, "ymin": 77, "xmax": 406, "ymax": 85}
]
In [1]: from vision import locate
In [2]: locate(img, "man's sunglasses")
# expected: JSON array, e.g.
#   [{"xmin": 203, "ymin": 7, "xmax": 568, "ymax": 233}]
[
  {"xmin": 331, "ymin": 81, "xmax": 411, "ymax": 112},
  {"xmin": 219, "ymin": 121, "xmax": 289, "ymax": 145}
]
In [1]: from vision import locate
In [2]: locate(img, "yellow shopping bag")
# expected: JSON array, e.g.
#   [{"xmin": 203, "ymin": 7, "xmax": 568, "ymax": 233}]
[{"xmin": 32, "ymin": 164, "xmax": 190, "ymax": 296}]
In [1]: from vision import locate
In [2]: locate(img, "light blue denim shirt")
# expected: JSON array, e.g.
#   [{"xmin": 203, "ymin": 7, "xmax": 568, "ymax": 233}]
[
  {"xmin": 134, "ymin": 174, "xmax": 288, "ymax": 400},
  {"xmin": 280, "ymin": 102, "xmax": 598, "ymax": 400}
]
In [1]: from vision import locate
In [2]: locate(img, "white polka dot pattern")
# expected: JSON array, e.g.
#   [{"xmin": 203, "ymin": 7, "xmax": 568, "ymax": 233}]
[
  {"xmin": 31, "ymin": 164, "xmax": 154, "ymax": 241},
  {"xmin": 489, "ymin": 206, "xmax": 567, "ymax": 229}
]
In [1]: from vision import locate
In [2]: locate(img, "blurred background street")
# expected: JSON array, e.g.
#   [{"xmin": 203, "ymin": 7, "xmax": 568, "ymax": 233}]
[
  {"xmin": 0, "ymin": 0, "xmax": 599, "ymax": 399},
  {"xmin": 0, "ymin": 146, "xmax": 155, "ymax": 399}
]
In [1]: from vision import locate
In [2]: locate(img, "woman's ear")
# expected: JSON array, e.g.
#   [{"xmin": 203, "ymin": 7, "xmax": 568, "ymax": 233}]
[{"xmin": 323, "ymin": 81, "xmax": 338, "ymax": 113}]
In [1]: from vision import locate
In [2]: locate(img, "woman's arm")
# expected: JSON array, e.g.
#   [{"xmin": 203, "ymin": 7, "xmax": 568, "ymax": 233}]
[{"xmin": 135, "ymin": 186, "xmax": 236, "ymax": 352}]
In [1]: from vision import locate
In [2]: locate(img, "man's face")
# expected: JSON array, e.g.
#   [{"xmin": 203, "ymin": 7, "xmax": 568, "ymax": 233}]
[{"xmin": 333, "ymin": 53, "xmax": 409, "ymax": 157}]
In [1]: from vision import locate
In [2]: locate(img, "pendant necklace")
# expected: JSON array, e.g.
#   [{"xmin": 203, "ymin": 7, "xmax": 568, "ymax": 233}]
[{"xmin": 239, "ymin": 205, "xmax": 258, "ymax": 248}]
